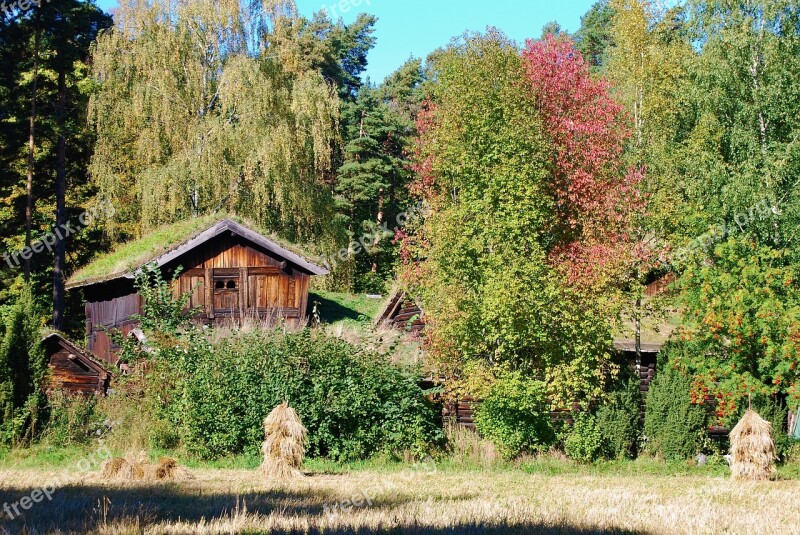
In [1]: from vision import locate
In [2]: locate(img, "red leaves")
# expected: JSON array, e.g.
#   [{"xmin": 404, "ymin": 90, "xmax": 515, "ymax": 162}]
[{"xmin": 522, "ymin": 35, "xmax": 645, "ymax": 287}]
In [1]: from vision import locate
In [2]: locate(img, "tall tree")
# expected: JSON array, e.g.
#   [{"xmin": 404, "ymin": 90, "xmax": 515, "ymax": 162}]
[
  {"xmin": 24, "ymin": 13, "xmax": 39, "ymax": 283},
  {"xmin": 89, "ymin": 0, "xmax": 340, "ymax": 245},
  {"xmin": 41, "ymin": 1, "xmax": 111, "ymax": 330},
  {"xmin": 663, "ymin": 0, "xmax": 800, "ymax": 418},
  {"xmin": 0, "ymin": 1, "xmax": 111, "ymax": 335},
  {"xmin": 575, "ymin": 0, "xmax": 615, "ymax": 72},
  {"xmin": 335, "ymin": 59, "xmax": 423, "ymax": 291},
  {"xmin": 403, "ymin": 32, "xmax": 637, "ymax": 406}
]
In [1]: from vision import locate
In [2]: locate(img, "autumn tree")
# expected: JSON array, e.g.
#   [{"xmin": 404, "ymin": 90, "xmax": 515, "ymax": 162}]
[
  {"xmin": 404, "ymin": 32, "xmax": 641, "ymax": 407},
  {"xmin": 658, "ymin": 0, "xmax": 800, "ymax": 419}
]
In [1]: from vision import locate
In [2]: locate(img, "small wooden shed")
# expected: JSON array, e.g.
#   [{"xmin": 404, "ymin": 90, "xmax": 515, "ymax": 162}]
[
  {"xmin": 43, "ymin": 333, "xmax": 112, "ymax": 395},
  {"xmin": 376, "ymin": 290, "xmax": 424, "ymax": 334},
  {"xmin": 67, "ymin": 217, "xmax": 328, "ymax": 364}
]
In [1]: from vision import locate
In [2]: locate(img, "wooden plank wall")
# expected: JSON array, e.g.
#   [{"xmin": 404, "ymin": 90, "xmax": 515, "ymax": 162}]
[
  {"xmin": 86, "ymin": 293, "xmax": 142, "ymax": 365},
  {"xmin": 85, "ymin": 236, "xmax": 315, "ymax": 363},
  {"xmin": 388, "ymin": 298, "xmax": 424, "ymax": 333},
  {"xmin": 48, "ymin": 347, "xmax": 106, "ymax": 395}
]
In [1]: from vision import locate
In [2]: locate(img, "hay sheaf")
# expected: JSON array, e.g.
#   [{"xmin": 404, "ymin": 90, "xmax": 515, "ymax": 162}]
[
  {"xmin": 730, "ymin": 409, "xmax": 776, "ymax": 481},
  {"xmin": 100, "ymin": 453, "xmax": 189, "ymax": 482},
  {"xmin": 261, "ymin": 402, "xmax": 307, "ymax": 480}
]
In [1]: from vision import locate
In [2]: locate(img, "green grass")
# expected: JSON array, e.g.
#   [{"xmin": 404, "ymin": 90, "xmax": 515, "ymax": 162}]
[
  {"xmin": 309, "ymin": 290, "xmax": 385, "ymax": 327},
  {"xmin": 5, "ymin": 443, "xmax": 799, "ymax": 480}
]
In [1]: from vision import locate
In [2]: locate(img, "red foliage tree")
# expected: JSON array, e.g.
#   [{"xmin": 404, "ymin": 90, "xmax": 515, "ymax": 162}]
[{"xmin": 522, "ymin": 35, "xmax": 647, "ymax": 287}]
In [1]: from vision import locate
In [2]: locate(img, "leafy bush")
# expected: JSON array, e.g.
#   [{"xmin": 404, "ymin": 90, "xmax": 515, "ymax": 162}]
[
  {"xmin": 564, "ymin": 377, "xmax": 643, "ymax": 463},
  {"xmin": 42, "ymin": 392, "xmax": 105, "ymax": 446},
  {"xmin": 474, "ymin": 371, "xmax": 556, "ymax": 459},
  {"xmin": 564, "ymin": 412, "xmax": 603, "ymax": 463},
  {"xmin": 136, "ymin": 328, "xmax": 442, "ymax": 461},
  {"xmin": 595, "ymin": 376, "xmax": 643, "ymax": 460},
  {"xmin": 133, "ymin": 264, "xmax": 194, "ymax": 333},
  {"xmin": 644, "ymin": 366, "xmax": 707, "ymax": 460}
]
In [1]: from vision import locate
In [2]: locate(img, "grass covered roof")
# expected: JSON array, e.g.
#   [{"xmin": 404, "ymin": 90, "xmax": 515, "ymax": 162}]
[{"xmin": 67, "ymin": 215, "xmax": 327, "ymax": 288}]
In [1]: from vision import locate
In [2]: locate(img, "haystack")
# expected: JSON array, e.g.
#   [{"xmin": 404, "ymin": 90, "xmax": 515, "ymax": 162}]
[
  {"xmin": 730, "ymin": 409, "xmax": 776, "ymax": 481},
  {"xmin": 261, "ymin": 402, "xmax": 307, "ymax": 479},
  {"xmin": 100, "ymin": 453, "xmax": 188, "ymax": 482}
]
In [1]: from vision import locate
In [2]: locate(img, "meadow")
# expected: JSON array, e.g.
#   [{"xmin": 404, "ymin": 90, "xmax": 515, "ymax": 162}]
[{"xmin": 2, "ymin": 446, "xmax": 799, "ymax": 535}]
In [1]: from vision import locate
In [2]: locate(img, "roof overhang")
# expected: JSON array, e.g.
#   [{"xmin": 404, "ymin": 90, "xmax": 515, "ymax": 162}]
[{"xmin": 67, "ymin": 218, "xmax": 329, "ymax": 290}]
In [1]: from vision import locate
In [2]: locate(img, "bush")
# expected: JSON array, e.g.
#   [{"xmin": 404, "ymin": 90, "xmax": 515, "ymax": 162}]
[
  {"xmin": 563, "ymin": 376, "xmax": 643, "ymax": 463},
  {"xmin": 564, "ymin": 412, "xmax": 603, "ymax": 463},
  {"xmin": 595, "ymin": 376, "xmax": 642, "ymax": 460},
  {"xmin": 42, "ymin": 392, "xmax": 105, "ymax": 446},
  {"xmin": 139, "ymin": 328, "xmax": 442, "ymax": 461},
  {"xmin": 0, "ymin": 289, "xmax": 45, "ymax": 446},
  {"xmin": 474, "ymin": 371, "xmax": 556, "ymax": 459},
  {"xmin": 644, "ymin": 367, "xmax": 707, "ymax": 460}
]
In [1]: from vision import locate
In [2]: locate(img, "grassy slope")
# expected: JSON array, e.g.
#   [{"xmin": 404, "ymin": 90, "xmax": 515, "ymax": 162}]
[{"xmin": 308, "ymin": 291, "xmax": 386, "ymax": 328}]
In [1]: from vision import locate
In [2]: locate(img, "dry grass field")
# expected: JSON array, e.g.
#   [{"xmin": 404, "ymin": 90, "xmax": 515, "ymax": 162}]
[{"xmin": 2, "ymin": 461, "xmax": 799, "ymax": 535}]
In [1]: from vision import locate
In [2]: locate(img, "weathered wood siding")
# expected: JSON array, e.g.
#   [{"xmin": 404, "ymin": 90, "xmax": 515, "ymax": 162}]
[
  {"xmin": 86, "ymin": 292, "xmax": 142, "ymax": 365},
  {"xmin": 84, "ymin": 234, "xmax": 312, "ymax": 364},
  {"xmin": 173, "ymin": 236, "xmax": 310, "ymax": 321},
  {"xmin": 45, "ymin": 336, "xmax": 110, "ymax": 395}
]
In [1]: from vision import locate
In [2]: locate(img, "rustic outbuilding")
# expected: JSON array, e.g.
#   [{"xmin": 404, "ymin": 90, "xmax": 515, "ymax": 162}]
[
  {"xmin": 376, "ymin": 290, "xmax": 424, "ymax": 334},
  {"xmin": 67, "ymin": 217, "xmax": 328, "ymax": 364},
  {"xmin": 43, "ymin": 333, "xmax": 112, "ymax": 395}
]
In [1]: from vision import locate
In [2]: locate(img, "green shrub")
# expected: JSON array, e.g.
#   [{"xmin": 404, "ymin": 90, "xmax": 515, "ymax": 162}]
[
  {"xmin": 0, "ymin": 289, "xmax": 45, "ymax": 446},
  {"xmin": 42, "ymin": 391, "xmax": 104, "ymax": 446},
  {"xmin": 596, "ymin": 376, "xmax": 642, "ymax": 460},
  {"xmin": 644, "ymin": 366, "xmax": 707, "ymax": 460},
  {"xmin": 141, "ymin": 329, "xmax": 442, "ymax": 461},
  {"xmin": 474, "ymin": 371, "xmax": 555, "ymax": 459},
  {"xmin": 564, "ymin": 411, "xmax": 603, "ymax": 463}
]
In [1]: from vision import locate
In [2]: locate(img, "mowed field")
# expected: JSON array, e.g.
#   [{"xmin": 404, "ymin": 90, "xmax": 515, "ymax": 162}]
[{"xmin": 1, "ymin": 462, "xmax": 799, "ymax": 535}]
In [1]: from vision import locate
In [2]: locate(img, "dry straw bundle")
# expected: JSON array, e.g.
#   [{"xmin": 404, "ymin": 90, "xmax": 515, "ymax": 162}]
[
  {"xmin": 261, "ymin": 402, "xmax": 307, "ymax": 479},
  {"xmin": 729, "ymin": 409, "xmax": 776, "ymax": 481},
  {"xmin": 100, "ymin": 452, "xmax": 188, "ymax": 482}
]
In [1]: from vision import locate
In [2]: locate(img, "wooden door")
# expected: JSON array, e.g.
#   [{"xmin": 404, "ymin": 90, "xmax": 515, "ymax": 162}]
[{"xmin": 212, "ymin": 269, "xmax": 241, "ymax": 316}]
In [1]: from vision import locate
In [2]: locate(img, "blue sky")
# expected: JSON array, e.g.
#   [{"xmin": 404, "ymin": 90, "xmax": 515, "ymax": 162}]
[{"xmin": 94, "ymin": 0, "xmax": 596, "ymax": 83}]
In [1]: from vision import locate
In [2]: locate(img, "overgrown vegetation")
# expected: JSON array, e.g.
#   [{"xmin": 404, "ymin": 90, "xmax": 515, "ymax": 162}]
[
  {"xmin": 644, "ymin": 366, "xmax": 707, "ymax": 461},
  {"xmin": 0, "ymin": 289, "xmax": 46, "ymax": 446},
  {"xmin": 474, "ymin": 371, "xmax": 555, "ymax": 459},
  {"xmin": 109, "ymin": 271, "xmax": 443, "ymax": 461}
]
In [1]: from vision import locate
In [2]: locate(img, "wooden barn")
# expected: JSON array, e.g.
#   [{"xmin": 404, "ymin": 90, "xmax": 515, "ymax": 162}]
[
  {"xmin": 43, "ymin": 333, "xmax": 112, "ymax": 395},
  {"xmin": 67, "ymin": 217, "xmax": 328, "ymax": 364}
]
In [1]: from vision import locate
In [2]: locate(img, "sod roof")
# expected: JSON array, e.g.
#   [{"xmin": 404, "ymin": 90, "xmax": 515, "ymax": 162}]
[{"xmin": 67, "ymin": 215, "xmax": 328, "ymax": 289}]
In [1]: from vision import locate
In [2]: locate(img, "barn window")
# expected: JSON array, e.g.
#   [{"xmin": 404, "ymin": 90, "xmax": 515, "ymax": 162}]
[{"xmin": 214, "ymin": 279, "xmax": 237, "ymax": 290}]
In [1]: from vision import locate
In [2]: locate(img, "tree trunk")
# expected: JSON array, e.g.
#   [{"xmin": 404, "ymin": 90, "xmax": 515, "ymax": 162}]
[
  {"xmin": 53, "ymin": 66, "xmax": 67, "ymax": 331},
  {"xmin": 24, "ymin": 14, "xmax": 41, "ymax": 282}
]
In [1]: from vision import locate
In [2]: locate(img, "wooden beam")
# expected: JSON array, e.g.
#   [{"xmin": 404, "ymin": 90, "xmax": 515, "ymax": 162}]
[{"xmin": 205, "ymin": 268, "xmax": 215, "ymax": 320}]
